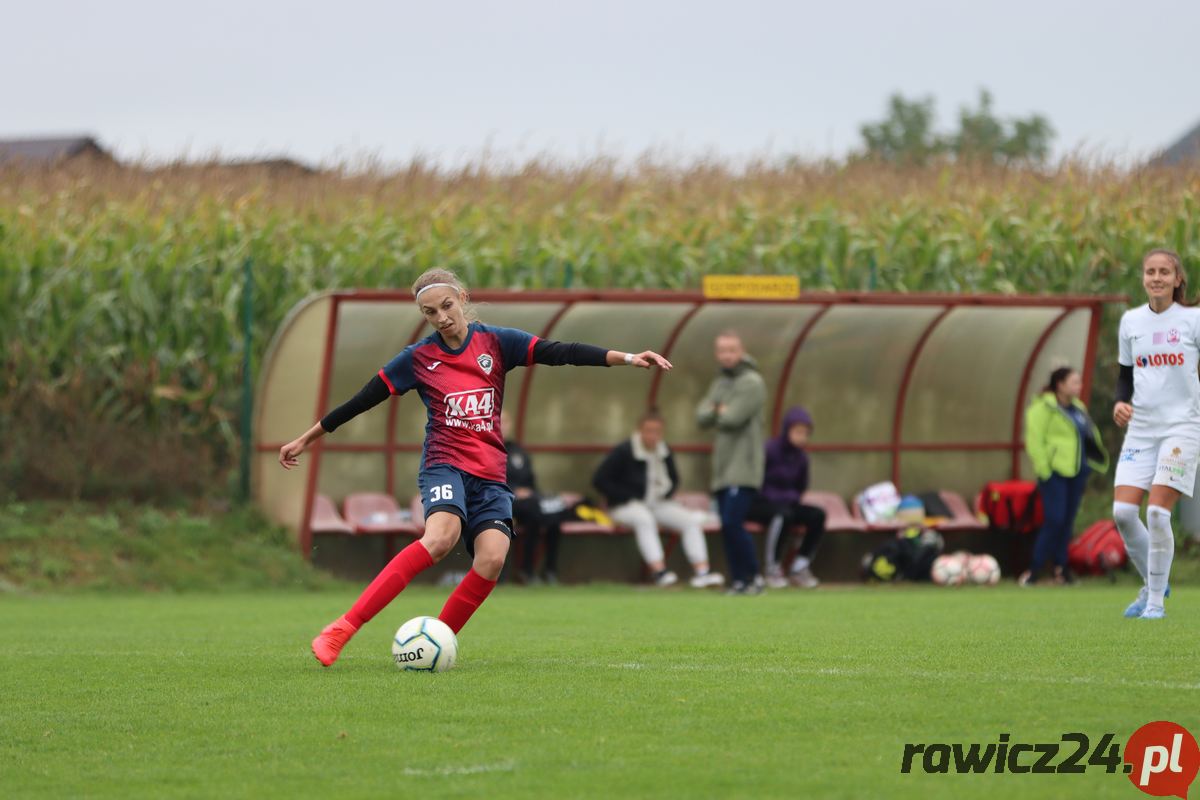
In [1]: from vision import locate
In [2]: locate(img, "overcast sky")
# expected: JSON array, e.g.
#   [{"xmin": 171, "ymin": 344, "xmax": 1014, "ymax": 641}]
[{"xmin": 5, "ymin": 0, "xmax": 1198, "ymax": 167}]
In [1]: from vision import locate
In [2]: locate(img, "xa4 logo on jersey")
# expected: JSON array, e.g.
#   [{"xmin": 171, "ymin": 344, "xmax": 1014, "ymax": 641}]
[
  {"xmin": 1135, "ymin": 353, "xmax": 1184, "ymax": 368},
  {"xmin": 444, "ymin": 388, "xmax": 495, "ymax": 421}
]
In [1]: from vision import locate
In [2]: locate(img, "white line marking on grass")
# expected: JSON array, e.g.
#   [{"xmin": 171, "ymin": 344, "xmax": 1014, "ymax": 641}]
[
  {"xmin": 402, "ymin": 760, "xmax": 516, "ymax": 777},
  {"xmin": 542, "ymin": 658, "xmax": 1200, "ymax": 692},
  {"xmin": 889, "ymin": 667, "xmax": 1200, "ymax": 693}
]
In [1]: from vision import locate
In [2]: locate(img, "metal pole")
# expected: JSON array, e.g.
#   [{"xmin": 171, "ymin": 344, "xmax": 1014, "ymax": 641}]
[
  {"xmin": 299, "ymin": 297, "xmax": 342, "ymax": 559},
  {"xmin": 890, "ymin": 306, "xmax": 954, "ymax": 487}
]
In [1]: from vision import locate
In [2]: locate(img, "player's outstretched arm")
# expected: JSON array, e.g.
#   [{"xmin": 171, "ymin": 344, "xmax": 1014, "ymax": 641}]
[
  {"xmin": 529, "ymin": 339, "xmax": 671, "ymax": 370},
  {"xmin": 279, "ymin": 423, "xmax": 326, "ymax": 470},
  {"xmin": 607, "ymin": 349, "xmax": 672, "ymax": 370},
  {"xmin": 279, "ymin": 374, "xmax": 391, "ymax": 470}
]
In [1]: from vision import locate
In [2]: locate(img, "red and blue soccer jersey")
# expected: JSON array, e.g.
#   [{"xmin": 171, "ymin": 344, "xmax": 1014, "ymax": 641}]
[{"xmin": 379, "ymin": 322, "xmax": 538, "ymax": 483}]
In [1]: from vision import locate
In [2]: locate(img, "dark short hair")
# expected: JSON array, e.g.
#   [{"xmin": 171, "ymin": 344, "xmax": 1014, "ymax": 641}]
[
  {"xmin": 638, "ymin": 407, "xmax": 664, "ymax": 426},
  {"xmin": 1043, "ymin": 366, "xmax": 1076, "ymax": 394}
]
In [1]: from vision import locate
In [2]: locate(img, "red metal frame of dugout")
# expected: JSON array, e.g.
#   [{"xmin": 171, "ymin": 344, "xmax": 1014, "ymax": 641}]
[
  {"xmin": 281, "ymin": 289, "xmax": 1124, "ymax": 558},
  {"xmin": 1009, "ymin": 307, "xmax": 1075, "ymax": 478}
]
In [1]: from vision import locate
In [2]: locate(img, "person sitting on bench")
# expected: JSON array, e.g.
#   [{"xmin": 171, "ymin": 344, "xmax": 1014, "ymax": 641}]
[{"xmin": 593, "ymin": 409, "xmax": 724, "ymax": 588}]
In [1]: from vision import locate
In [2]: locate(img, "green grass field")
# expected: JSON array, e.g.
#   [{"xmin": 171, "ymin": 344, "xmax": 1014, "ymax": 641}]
[{"xmin": 2, "ymin": 583, "xmax": 1195, "ymax": 799}]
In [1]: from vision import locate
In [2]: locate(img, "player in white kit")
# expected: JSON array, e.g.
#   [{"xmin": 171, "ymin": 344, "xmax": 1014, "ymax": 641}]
[{"xmin": 1112, "ymin": 249, "xmax": 1199, "ymax": 619}]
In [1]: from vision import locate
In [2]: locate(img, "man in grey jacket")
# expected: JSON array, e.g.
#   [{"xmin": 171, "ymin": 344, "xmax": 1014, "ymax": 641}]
[{"xmin": 697, "ymin": 331, "xmax": 767, "ymax": 594}]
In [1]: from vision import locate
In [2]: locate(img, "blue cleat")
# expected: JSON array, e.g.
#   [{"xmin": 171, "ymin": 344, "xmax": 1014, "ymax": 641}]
[
  {"xmin": 1124, "ymin": 587, "xmax": 1148, "ymax": 618},
  {"xmin": 1139, "ymin": 605, "xmax": 1166, "ymax": 620},
  {"xmin": 1124, "ymin": 585, "xmax": 1170, "ymax": 618}
]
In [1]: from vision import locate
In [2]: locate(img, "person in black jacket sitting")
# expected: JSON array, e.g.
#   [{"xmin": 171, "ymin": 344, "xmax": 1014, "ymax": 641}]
[
  {"xmin": 592, "ymin": 409, "xmax": 724, "ymax": 588},
  {"xmin": 503, "ymin": 416, "xmax": 563, "ymax": 584}
]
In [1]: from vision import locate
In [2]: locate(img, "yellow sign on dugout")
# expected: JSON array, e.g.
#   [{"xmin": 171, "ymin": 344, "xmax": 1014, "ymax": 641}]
[{"xmin": 702, "ymin": 275, "xmax": 800, "ymax": 300}]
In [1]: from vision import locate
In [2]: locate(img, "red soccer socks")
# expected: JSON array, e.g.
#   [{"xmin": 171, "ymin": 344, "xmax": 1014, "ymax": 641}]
[
  {"xmin": 345, "ymin": 541, "xmax": 435, "ymax": 629},
  {"xmin": 437, "ymin": 568, "xmax": 497, "ymax": 634}
]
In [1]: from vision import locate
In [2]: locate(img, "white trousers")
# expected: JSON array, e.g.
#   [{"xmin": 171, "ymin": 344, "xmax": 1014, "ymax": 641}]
[{"xmin": 609, "ymin": 499, "xmax": 710, "ymax": 567}]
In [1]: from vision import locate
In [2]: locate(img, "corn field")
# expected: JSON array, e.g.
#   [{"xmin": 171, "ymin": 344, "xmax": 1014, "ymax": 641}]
[{"xmin": 1, "ymin": 158, "xmax": 1198, "ymax": 498}]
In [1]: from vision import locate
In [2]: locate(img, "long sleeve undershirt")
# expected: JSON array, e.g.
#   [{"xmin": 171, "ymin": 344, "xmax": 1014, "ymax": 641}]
[
  {"xmin": 1115, "ymin": 364, "xmax": 1133, "ymax": 404},
  {"xmin": 320, "ymin": 375, "xmax": 390, "ymax": 432}
]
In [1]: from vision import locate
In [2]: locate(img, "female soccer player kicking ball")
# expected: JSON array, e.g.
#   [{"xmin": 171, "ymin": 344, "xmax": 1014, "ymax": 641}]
[
  {"xmin": 280, "ymin": 269, "xmax": 672, "ymax": 665},
  {"xmin": 1112, "ymin": 249, "xmax": 1197, "ymax": 620}
]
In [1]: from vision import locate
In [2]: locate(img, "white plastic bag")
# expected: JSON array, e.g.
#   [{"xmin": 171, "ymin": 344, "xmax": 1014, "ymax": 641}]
[{"xmin": 858, "ymin": 481, "xmax": 902, "ymax": 524}]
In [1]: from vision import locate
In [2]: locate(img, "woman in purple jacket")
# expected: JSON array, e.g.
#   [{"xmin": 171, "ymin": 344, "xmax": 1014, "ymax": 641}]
[{"xmin": 749, "ymin": 406, "xmax": 826, "ymax": 588}]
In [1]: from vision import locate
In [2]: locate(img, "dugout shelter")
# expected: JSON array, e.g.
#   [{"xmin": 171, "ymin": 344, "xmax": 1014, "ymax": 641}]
[{"xmin": 254, "ymin": 289, "xmax": 1119, "ymax": 574}]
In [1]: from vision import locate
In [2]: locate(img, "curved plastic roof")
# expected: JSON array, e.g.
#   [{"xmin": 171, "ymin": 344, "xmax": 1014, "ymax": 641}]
[{"xmin": 252, "ymin": 290, "xmax": 1115, "ymax": 551}]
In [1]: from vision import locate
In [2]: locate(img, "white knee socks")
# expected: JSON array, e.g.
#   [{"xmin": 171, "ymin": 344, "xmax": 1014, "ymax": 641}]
[
  {"xmin": 1145, "ymin": 505, "xmax": 1175, "ymax": 609},
  {"xmin": 1112, "ymin": 502, "xmax": 1150, "ymax": 583}
]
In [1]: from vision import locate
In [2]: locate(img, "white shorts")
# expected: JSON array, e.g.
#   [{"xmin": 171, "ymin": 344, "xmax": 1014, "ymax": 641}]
[{"xmin": 1114, "ymin": 433, "xmax": 1200, "ymax": 496}]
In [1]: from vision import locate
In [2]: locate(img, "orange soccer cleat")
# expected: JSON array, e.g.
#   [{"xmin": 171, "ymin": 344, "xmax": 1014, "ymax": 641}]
[{"xmin": 311, "ymin": 615, "xmax": 359, "ymax": 667}]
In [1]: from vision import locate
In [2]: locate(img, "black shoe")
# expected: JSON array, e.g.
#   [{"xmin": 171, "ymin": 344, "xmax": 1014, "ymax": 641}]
[
  {"xmin": 653, "ymin": 570, "xmax": 679, "ymax": 587},
  {"xmin": 725, "ymin": 579, "xmax": 764, "ymax": 596}
]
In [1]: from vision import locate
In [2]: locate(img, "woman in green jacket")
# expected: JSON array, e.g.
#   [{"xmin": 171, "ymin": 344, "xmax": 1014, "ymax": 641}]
[{"xmin": 1019, "ymin": 366, "xmax": 1110, "ymax": 586}]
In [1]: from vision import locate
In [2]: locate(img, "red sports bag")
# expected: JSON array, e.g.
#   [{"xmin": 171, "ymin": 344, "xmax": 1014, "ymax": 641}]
[
  {"xmin": 1068, "ymin": 520, "xmax": 1127, "ymax": 575},
  {"xmin": 977, "ymin": 480, "xmax": 1044, "ymax": 535}
]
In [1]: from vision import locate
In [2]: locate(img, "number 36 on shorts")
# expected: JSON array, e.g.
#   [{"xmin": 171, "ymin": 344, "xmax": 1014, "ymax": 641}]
[{"xmin": 430, "ymin": 484, "xmax": 455, "ymax": 502}]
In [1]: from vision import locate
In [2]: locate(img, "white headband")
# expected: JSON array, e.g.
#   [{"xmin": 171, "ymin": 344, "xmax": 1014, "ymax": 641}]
[{"xmin": 414, "ymin": 282, "xmax": 457, "ymax": 299}]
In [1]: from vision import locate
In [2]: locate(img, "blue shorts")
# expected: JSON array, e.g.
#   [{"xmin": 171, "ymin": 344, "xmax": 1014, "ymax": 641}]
[{"xmin": 418, "ymin": 463, "xmax": 514, "ymax": 556}]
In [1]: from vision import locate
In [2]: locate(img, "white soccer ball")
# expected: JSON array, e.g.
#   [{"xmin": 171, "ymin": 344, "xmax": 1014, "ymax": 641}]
[
  {"xmin": 966, "ymin": 554, "xmax": 1001, "ymax": 585},
  {"xmin": 392, "ymin": 616, "xmax": 458, "ymax": 672},
  {"xmin": 931, "ymin": 554, "xmax": 966, "ymax": 586}
]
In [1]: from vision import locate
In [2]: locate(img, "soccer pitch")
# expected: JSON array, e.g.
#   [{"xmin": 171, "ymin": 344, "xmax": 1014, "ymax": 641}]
[{"xmin": 2, "ymin": 584, "xmax": 1195, "ymax": 799}]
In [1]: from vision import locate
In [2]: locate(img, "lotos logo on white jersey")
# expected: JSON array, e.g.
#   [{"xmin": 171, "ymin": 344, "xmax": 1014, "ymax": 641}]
[
  {"xmin": 444, "ymin": 388, "xmax": 495, "ymax": 430},
  {"xmin": 1135, "ymin": 353, "xmax": 1185, "ymax": 368}
]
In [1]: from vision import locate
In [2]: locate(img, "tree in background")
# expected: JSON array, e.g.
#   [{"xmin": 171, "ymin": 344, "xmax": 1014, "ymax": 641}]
[
  {"xmin": 858, "ymin": 94, "xmax": 943, "ymax": 166},
  {"xmin": 860, "ymin": 89, "xmax": 1055, "ymax": 166}
]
